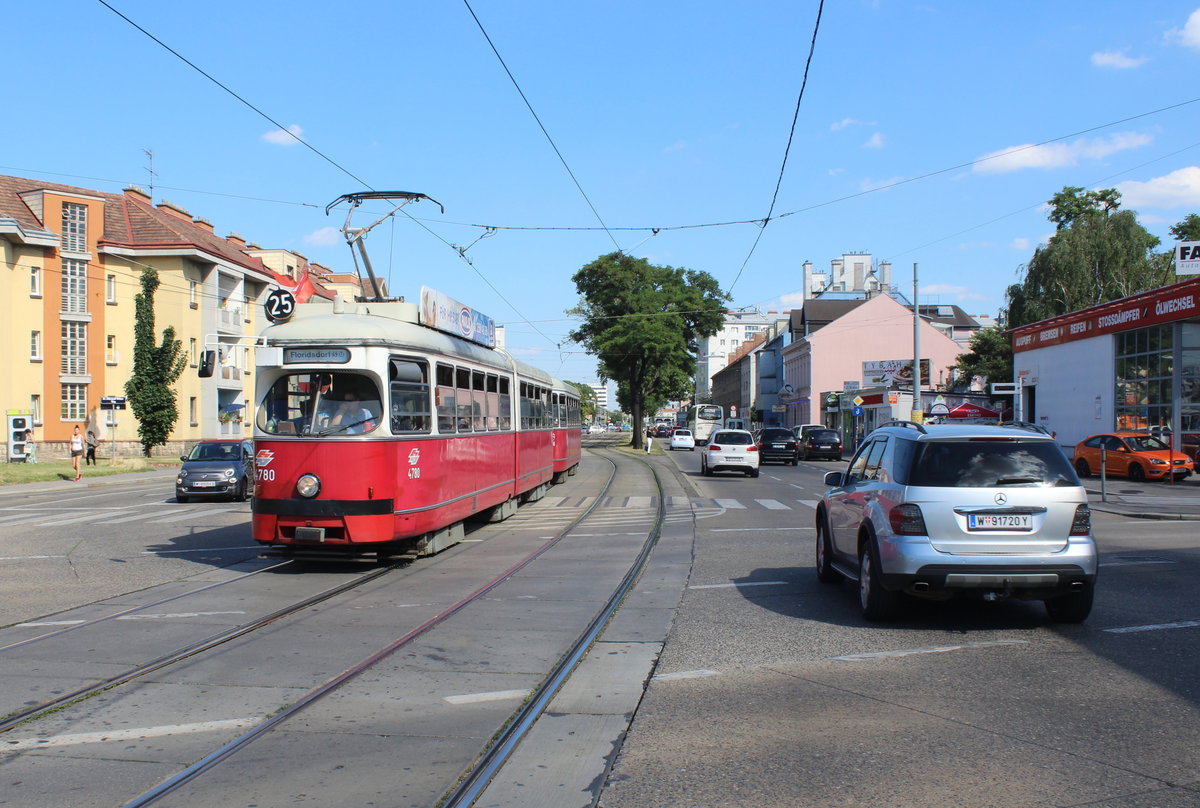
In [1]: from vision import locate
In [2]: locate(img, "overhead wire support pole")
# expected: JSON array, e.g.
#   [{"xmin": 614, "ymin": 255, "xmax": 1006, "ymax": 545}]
[{"xmin": 325, "ymin": 191, "xmax": 444, "ymax": 303}]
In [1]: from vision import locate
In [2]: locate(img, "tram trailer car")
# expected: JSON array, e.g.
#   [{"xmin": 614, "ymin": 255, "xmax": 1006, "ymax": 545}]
[{"xmin": 251, "ymin": 297, "xmax": 581, "ymax": 561}]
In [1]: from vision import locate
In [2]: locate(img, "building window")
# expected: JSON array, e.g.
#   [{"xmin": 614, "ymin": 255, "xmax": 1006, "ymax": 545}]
[
  {"xmin": 62, "ymin": 202, "xmax": 87, "ymax": 252},
  {"xmin": 189, "ymin": 397, "xmax": 198, "ymax": 426},
  {"xmin": 31, "ymin": 330, "xmax": 42, "ymax": 361},
  {"xmin": 106, "ymin": 334, "xmax": 117, "ymax": 365},
  {"xmin": 189, "ymin": 338, "xmax": 198, "ymax": 366},
  {"xmin": 61, "ymin": 383, "xmax": 87, "ymax": 421},
  {"xmin": 61, "ymin": 258, "xmax": 88, "ymax": 314},
  {"xmin": 30, "ymin": 266, "xmax": 42, "ymax": 297},
  {"xmin": 1115, "ymin": 324, "xmax": 1173, "ymax": 432},
  {"xmin": 61, "ymin": 322, "xmax": 87, "ymax": 375},
  {"xmin": 189, "ymin": 281, "xmax": 198, "ymax": 309},
  {"xmin": 31, "ymin": 395, "xmax": 42, "ymax": 425},
  {"xmin": 106, "ymin": 274, "xmax": 117, "ymax": 304}
]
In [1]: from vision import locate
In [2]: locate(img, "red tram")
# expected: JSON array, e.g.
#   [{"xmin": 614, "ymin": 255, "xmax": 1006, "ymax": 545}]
[{"xmin": 250, "ymin": 296, "xmax": 581, "ymax": 561}]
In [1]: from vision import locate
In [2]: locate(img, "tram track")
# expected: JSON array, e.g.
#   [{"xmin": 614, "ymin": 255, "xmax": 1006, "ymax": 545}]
[{"xmin": 1, "ymin": 448, "xmax": 680, "ymax": 808}]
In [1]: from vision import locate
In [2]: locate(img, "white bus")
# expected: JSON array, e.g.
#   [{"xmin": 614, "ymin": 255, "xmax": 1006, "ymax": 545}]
[{"xmin": 687, "ymin": 404, "xmax": 724, "ymax": 445}]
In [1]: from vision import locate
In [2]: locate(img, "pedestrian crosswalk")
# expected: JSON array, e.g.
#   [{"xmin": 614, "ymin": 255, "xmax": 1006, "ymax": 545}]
[
  {"xmin": 0, "ymin": 504, "xmax": 246, "ymax": 530},
  {"xmin": 0, "ymin": 495, "xmax": 815, "ymax": 531}
]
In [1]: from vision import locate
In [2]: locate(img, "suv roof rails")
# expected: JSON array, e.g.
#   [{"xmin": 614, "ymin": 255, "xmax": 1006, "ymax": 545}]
[
  {"xmin": 997, "ymin": 420, "xmax": 1051, "ymax": 435},
  {"xmin": 877, "ymin": 420, "xmax": 927, "ymax": 434}
]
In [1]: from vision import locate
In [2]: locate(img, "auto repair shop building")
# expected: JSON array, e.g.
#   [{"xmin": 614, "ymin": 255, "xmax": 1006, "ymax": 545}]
[{"xmin": 1009, "ymin": 275, "xmax": 1200, "ymax": 456}]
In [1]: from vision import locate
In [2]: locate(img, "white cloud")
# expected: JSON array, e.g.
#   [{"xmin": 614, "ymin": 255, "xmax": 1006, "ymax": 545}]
[
  {"xmin": 863, "ymin": 132, "xmax": 886, "ymax": 149},
  {"xmin": 1091, "ymin": 50, "xmax": 1147, "ymax": 69},
  {"xmin": 859, "ymin": 175, "xmax": 905, "ymax": 192},
  {"xmin": 922, "ymin": 283, "xmax": 986, "ymax": 302},
  {"xmin": 830, "ymin": 117, "xmax": 876, "ymax": 131},
  {"xmin": 1168, "ymin": 8, "xmax": 1200, "ymax": 49},
  {"xmin": 827, "ymin": 167, "xmax": 845, "ymax": 176},
  {"xmin": 262, "ymin": 124, "xmax": 304, "ymax": 146},
  {"xmin": 303, "ymin": 226, "xmax": 341, "ymax": 247},
  {"xmin": 973, "ymin": 131, "xmax": 1152, "ymax": 174},
  {"xmin": 1115, "ymin": 166, "xmax": 1200, "ymax": 208},
  {"xmin": 1010, "ymin": 237, "xmax": 1031, "ymax": 250},
  {"xmin": 662, "ymin": 140, "xmax": 687, "ymax": 153}
]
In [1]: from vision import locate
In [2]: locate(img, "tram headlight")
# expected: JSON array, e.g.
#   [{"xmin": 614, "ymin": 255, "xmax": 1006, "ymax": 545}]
[{"xmin": 296, "ymin": 473, "xmax": 322, "ymax": 498}]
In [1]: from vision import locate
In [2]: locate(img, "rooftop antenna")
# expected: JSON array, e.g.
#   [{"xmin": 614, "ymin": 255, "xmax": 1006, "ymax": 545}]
[
  {"xmin": 142, "ymin": 148, "xmax": 156, "ymax": 198},
  {"xmin": 325, "ymin": 191, "xmax": 444, "ymax": 303}
]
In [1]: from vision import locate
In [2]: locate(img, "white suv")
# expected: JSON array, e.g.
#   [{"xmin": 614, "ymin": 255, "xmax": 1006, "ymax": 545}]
[
  {"xmin": 815, "ymin": 422, "xmax": 1097, "ymax": 622},
  {"xmin": 700, "ymin": 429, "xmax": 761, "ymax": 478}
]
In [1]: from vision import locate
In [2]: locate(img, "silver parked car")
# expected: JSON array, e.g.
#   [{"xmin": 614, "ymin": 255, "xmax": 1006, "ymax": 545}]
[{"xmin": 815, "ymin": 421, "xmax": 1097, "ymax": 622}]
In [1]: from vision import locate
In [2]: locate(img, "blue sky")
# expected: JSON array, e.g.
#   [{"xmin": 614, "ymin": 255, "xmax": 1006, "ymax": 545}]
[{"xmin": 7, "ymin": 2, "xmax": 1200, "ymax": 385}]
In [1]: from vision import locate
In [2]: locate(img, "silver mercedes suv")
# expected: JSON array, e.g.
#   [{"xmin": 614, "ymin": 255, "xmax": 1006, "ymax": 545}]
[{"xmin": 815, "ymin": 421, "xmax": 1097, "ymax": 622}]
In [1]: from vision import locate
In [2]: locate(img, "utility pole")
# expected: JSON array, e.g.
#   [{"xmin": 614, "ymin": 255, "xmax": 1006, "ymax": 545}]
[{"xmin": 912, "ymin": 262, "xmax": 922, "ymax": 421}]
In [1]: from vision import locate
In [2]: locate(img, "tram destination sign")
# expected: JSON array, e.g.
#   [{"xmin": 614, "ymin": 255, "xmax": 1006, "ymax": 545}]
[{"xmin": 284, "ymin": 348, "xmax": 350, "ymax": 364}]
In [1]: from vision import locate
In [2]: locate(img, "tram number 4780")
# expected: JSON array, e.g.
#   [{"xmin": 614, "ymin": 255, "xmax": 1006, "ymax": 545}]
[{"xmin": 408, "ymin": 467, "xmax": 421, "ymax": 479}]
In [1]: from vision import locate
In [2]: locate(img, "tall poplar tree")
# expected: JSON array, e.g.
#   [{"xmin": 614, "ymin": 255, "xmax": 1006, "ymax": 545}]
[
  {"xmin": 125, "ymin": 268, "xmax": 187, "ymax": 455},
  {"xmin": 569, "ymin": 252, "xmax": 727, "ymax": 449}
]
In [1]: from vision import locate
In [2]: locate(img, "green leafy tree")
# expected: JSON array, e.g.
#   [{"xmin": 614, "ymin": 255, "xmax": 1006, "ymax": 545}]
[
  {"xmin": 1004, "ymin": 186, "xmax": 1171, "ymax": 328},
  {"xmin": 948, "ymin": 327, "xmax": 1012, "ymax": 390},
  {"xmin": 1169, "ymin": 214, "xmax": 1200, "ymax": 242},
  {"xmin": 569, "ymin": 252, "xmax": 728, "ymax": 448},
  {"xmin": 124, "ymin": 268, "xmax": 187, "ymax": 456}
]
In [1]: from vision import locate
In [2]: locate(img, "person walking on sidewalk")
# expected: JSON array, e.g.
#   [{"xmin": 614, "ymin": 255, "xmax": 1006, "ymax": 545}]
[
  {"xmin": 85, "ymin": 430, "xmax": 98, "ymax": 465},
  {"xmin": 70, "ymin": 426, "xmax": 84, "ymax": 481}
]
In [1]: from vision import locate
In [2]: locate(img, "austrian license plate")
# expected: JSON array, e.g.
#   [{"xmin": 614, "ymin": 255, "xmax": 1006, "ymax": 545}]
[
  {"xmin": 194, "ymin": 481, "xmax": 217, "ymax": 488},
  {"xmin": 772, "ymin": 444, "xmax": 785, "ymax": 449},
  {"xmin": 967, "ymin": 513, "xmax": 1031, "ymax": 530}
]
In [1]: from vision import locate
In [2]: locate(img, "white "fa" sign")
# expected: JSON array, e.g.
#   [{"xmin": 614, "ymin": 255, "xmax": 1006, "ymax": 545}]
[{"xmin": 1177, "ymin": 241, "xmax": 1200, "ymax": 276}]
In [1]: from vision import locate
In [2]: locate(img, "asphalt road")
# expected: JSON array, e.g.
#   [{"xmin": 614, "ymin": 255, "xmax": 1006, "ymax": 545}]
[{"xmin": 1, "ymin": 453, "xmax": 1197, "ymax": 807}]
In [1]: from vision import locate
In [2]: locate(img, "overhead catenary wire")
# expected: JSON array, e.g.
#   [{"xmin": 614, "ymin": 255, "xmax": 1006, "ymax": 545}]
[
  {"xmin": 461, "ymin": 0, "xmax": 623, "ymax": 255},
  {"xmin": 726, "ymin": 0, "xmax": 825, "ymax": 297}
]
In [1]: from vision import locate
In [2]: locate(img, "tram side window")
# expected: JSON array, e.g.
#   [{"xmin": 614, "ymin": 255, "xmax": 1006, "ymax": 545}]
[
  {"xmin": 456, "ymin": 367, "xmax": 473, "ymax": 432},
  {"xmin": 519, "ymin": 382, "xmax": 530, "ymax": 429},
  {"xmin": 533, "ymin": 385, "xmax": 547, "ymax": 428},
  {"xmin": 389, "ymin": 357, "xmax": 430, "ymax": 433},
  {"xmin": 472, "ymin": 370, "xmax": 486, "ymax": 431},
  {"xmin": 499, "ymin": 377, "xmax": 512, "ymax": 429},
  {"xmin": 486, "ymin": 374, "xmax": 499, "ymax": 431},
  {"xmin": 436, "ymin": 363, "xmax": 456, "ymax": 433}
]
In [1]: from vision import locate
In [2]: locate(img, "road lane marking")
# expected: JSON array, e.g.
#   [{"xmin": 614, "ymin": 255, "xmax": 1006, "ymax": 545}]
[
  {"xmin": 115, "ymin": 611, "xmax": 247, "ymax": 621},
  {"xmin": 3, "ymin": 718, "xmax": 259, "ymax": 750},
  {"xmin": 797, "ymin": 499, "xmax": 819, "ymax": 509},
  {"xmin": 652, "ymin": 669, "xmax": 721, "ymax": 681},
  {"xmin": 710, "ymin": 526, "xmax": 812, "ymax": 532},
  {"xmin": 149, "ymin": 507, "xmax": 239, "ymax": 523},
  {"xmin": 754, "ymin": 499, "xmax": 790, "ymax": 510},
  {"xmin": 1103, "ymin": 619, "xmax": 1200, "ymax": 634},
  {"xmin": 828, "ymin": 640, "xmax": 1028, "ymax": 661},
  {"xmin": 17, "ymin": 619, "xmax": 86, "ymax": 627},
  {"xmin": 0, "ymin": 555, "xmax": 68, "ymax": 562},
  {"xmin": 713, "ymin": 499, "xmax": 745, "ymax": 509},
  {"xmin": 444, "ymin": 689, "xmax": 531, "ymax": 705},
  {"xmin": 98, "ymin": 507, "xmax": 194, "ymax": 524},
  {"xmin": 1099, "ymin": 556, "xmax": 1175, "ymax": 567},
  {"xmin": 142, "ymin": 546, "xmax": 261, "ymax": 555},
  {"xmin": 688, "ymin": 581, "xmax": 789, "ymax": 590}
]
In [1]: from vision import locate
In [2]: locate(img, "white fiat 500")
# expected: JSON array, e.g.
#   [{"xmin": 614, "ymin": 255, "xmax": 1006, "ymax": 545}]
[
  {"xmin": 700, "ymin": 429, "xmax": 760, "ymax": 478},
  {"xmin": 669, "ymin": 428, "xmax": 696, "ymax": 451}
]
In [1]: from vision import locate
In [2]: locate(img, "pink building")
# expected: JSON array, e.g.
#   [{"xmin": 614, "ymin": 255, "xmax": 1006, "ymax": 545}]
[{"xmin": 782, "ymin": 294, "xmax": 965, "ymax": 426}]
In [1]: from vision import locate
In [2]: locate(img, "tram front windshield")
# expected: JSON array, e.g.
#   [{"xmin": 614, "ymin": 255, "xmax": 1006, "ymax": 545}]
[{"xmin": 258, "ymin": 372, "xmax": 382, "ymax": 436}]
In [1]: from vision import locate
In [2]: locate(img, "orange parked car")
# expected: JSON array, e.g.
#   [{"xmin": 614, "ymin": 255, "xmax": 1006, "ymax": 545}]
[{"xmin": 1072, "ymin": 432, "xmax": 1194, "ymax": 482}]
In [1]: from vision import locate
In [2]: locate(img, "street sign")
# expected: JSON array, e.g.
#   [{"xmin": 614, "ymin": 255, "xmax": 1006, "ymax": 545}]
[
  {"xmin": 991, "ymin": 383, "xmax": 1019, "ymax": 394},
  {"xmin": 100, "ymin": 396, "xmax": 127, "ymax": 410},
  {"xmin": 264, "ymin": 288, "xmax": 297, "ymax": 323},
  {"xmin": 852, "ymin": 395, "xmax": 864, "ymax": 407},
  {"xmin": 852, "ymin": 406, "xmax": 864, "ymax": 417}
]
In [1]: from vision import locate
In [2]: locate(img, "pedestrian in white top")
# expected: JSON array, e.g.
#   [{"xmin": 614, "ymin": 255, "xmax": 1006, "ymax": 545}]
[{"xmin": 70, "ymin": 426, "xmax": 84, "ymax": 482}]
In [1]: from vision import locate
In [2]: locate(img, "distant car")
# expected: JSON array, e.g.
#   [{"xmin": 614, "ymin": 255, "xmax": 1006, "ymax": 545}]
[
  {"xmin": 653, "ymin": 424, "xmax": 673, "ymax": 438},
  {"xmin": 176, "ymin": 439, "xmax": 255, "ymax": 502},
  {"xmin": 669, "ymin": 428, "xmax": 696, "ymax": 451},
  {"xmin": 800, "ymin": 428, "xmax": 843, "ymax": 460},
  {"xmin": 1072, "ymin": 432, "xmax": 1193, "ymax": 481},
  {"xmin": 791, "ymin": 423, "xmax": 825, "ymax": 441},
  {"xmin": 589, "ymin": 424, "xmax": 605, "ymax": 434},
  {"xmin": 755, "ymin": 427, "xmax": 799, "ymax": 465},
  {"xmin": 700, "ymin": 429, "xmax": 760, "ymax": 477},
  {"xmin": 816, "ymin": 422, "xmax": 1096, "ymax": 622}
]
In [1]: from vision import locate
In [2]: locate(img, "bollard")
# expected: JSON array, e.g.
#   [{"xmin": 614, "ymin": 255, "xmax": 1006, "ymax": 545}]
[
  {"xmin": 1100, "ymin": 445, "xmax": 1107, "ymax": 502},
  {"xmin": 646, "ymin": 437, "xmax": 652, "ymax": 454}
]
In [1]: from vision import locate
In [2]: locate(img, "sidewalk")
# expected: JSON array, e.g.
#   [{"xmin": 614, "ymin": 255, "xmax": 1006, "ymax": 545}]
[{"xmin": 1085, "ymin": 475, "xmax": 1200, "ymax": 520}]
